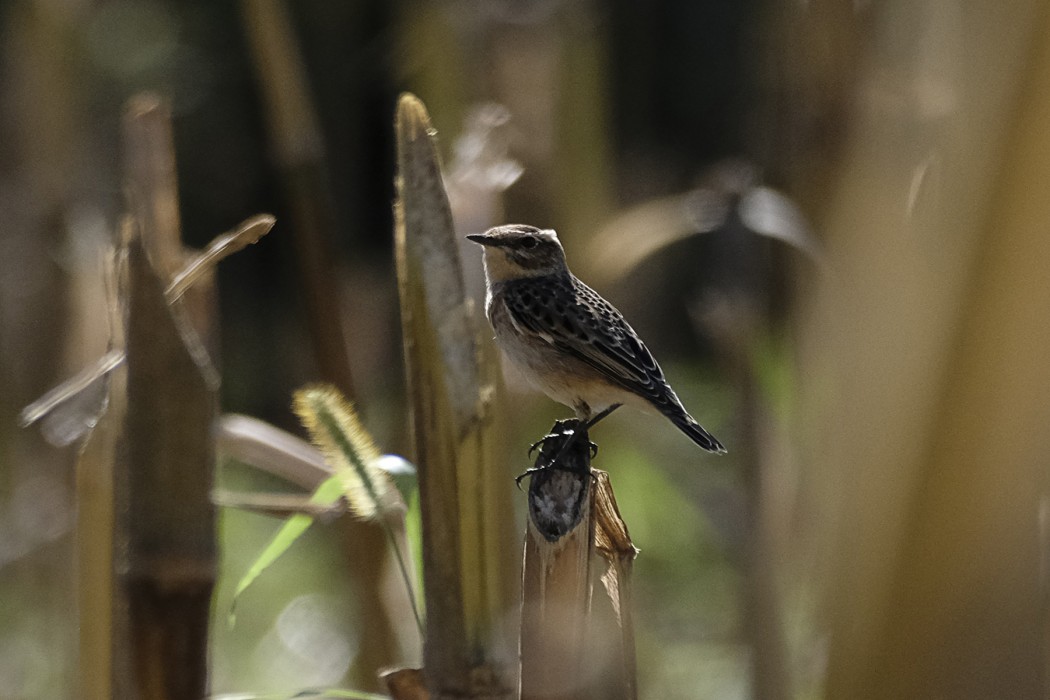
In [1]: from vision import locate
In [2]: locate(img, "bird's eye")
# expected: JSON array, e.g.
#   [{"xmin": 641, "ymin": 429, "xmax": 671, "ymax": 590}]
[{"xmin": 520, "ymin": 235, "xmax": 538, "ymax": 249}]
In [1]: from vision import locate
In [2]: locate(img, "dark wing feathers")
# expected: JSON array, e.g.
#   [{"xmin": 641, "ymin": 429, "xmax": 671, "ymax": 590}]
[
  {"xmin": 502, "ymin": 275, "xmax": 676, "ymax": 409},
  {"xmin": 501, "ymin": 275, "xmax": 726, "ymax": 453}
]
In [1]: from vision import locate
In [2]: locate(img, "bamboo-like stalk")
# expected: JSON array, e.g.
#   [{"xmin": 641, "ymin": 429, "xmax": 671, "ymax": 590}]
[
  {"xmin": 77, "ymin": 251, "xmax": 127, "ymax": 700},
  {"xmin": 79, "ymin": 93, "xmax": 217, "ymax": 698},
  {"xmin": 94, "ymin": 96, "xmax": 220, "ymax": 700},
  {"xmin": 238, "ymin": 0, "xmax": 357, "ymax": 399},
  {"xmin": 393, "ymin": 93, "xmax": 515, "ymax": 699},
  {"xmin": 520, "ymin": 422, "xmax": 595, "ymax": 700},
  {"xmin": 120, "ymin": 232, "xmax": 219, "ymax": 700},
  {"xmin": 843, "ymin": 13, "xmax": 1050, "ymax": 697},
  {"xmin": 122, "ymin": 96, "xmax": 184, "ymax": 283},
  {"xmin": 125, "ymin": 96, "xmax": 217, "ymax": 700},
  {"xmin": 592, "ymin": 471, "xmax": 639, "ymax": 700},
  {"xmin": 792, "ymin": 5, "xmax": 1050, "ymax": 698},
  {"xmin": 76, "ymin": 369, "xmax": 124, "ymax": 700},
  {"xmin": 519, "ymin": 425, "xmax": 639, "ymax": 700}
]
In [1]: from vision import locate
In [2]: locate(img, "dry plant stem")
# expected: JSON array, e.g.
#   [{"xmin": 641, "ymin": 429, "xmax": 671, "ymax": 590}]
[
  {"xmin": 119, "ymin": 235, "xmax": 220, "ymax": 700},
  {"xmin": 781, "ymin": 7, "xmax": 1050, "ymax": 698},
  {"xmin": 519, "ymin": 427, "xmax": 639, "ymax": 700},
  {"xmin": 239, "ymin": 0, "xmax": 356, "ymax": 399},
  {"xmin": 72, "ymin": 226, "xmax": 221, "ymax": 699},
  {"xmin": 736, "ymin": 365, "xmax": 789, "ymax": 700},
  {"xmin": 394, "ymin": 93, "xmax": 514, "ymax": 699},
  {"xmin": 845, "ymin": 17, "xmax": 1050, "ymax": 697},
  {"xmin": 122, "ymin": 95, "xmax": 220, "ymax": 359},
  {"xmin": 20, "ymin": 217, "xmax": 273, "ymax": 434},
  {"xmin": 700, "ymin": 299, "xmax": 789, "ymax": 700},
  {"xmin": 592, "ymin": 472, "xmax": 639, "ymax": 700},
  {"xmin": 520, "ymin": 423, "xmax": 595, "ymax": 700},
  {"xmin": 77, "ymin": 253, "xmax": 127, "ymax": 700},
  {"xmin": 382, "ymin": 668, "xmax": 431, "ymax": 700},
  {"xmin": 115, "ymin": 95, "xmax": 219, "ymax": 699},
  {"xmin": 166, "ymin": 214, "xmax": 276, "ymax": 303},
  {"xmin": 18, "ymin": 349, "xmax": 124, "ymax": 427},
  {"xmin": 77, "ymin": 367, "xmax": 124, "ymax": 700},
  {"xmin": 122, "ymin": 95, "xmax": 183, "ymax": 281}
]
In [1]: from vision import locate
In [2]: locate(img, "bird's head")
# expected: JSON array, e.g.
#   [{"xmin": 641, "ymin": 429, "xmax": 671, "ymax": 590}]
[{"xmin": 466, "ymin": 224, "xmax": 566, "ymax": 282}]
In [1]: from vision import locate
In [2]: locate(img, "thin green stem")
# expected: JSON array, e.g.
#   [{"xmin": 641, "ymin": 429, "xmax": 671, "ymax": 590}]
[
  {"xmin": 315, "ymin": 404, "xmax": 425, "ymax": 639},
  {"xmin": 382, "ymin": 518, "xmax": 425, "ymax": 638}
]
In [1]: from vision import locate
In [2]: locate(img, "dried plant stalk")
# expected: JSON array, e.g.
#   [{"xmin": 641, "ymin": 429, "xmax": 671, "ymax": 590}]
[
  {"xmin": 783, "ymin": 7, "xmax": 1050, "ymax": 698},
  {"xmin": 105, "ymin": 95, "xmax": 220, "ymax": 700},
  {"xmin": 122, "ymin": 95, "xmax": 183, "ymax": 281},
  {"xmin": 77, "ymin": 379, "xmax": 124, "ymax": 700},
  {"xmin": 520, "ymin": 425, "xmax": 639, "ymax": 700},
  {"xmin": 520, "ymin": 423, "xmax": 595, "ymax": 700},
  {"xmin": 76, "ymin": 261, "xmax": 126, "ymax": 700},
  {"xmin": 394, "ymin": 93, "xmax": 514, "ymax": 699},
  {"xmin": 119, "ymin": 234, "xmax": 219, "ymax": 700},
  {"xmin": 239, "ymin": 0, "xmax": 357, "ymax": 398},
  {"xmin": 838, "ymin": 16, "xmax": 1050, "ymax": 697},
  {"xmin": 592, "ymin": 471, "xmax": 639, "ymax": 700},
  {"xmin": 76, "ymin": 222, "xmax": 219, "ymax": 700}
]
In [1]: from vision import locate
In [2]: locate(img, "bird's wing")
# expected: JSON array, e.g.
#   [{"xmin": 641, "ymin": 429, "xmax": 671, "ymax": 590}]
[{"xmin": 502, "ymin": 276, "xmax": 678, "ymax": 409}]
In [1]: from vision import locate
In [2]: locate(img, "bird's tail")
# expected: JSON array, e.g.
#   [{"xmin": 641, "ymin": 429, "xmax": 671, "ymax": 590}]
[{"xmin": 664, "ymin": 405, "xmax": 726, "ymax": 454}]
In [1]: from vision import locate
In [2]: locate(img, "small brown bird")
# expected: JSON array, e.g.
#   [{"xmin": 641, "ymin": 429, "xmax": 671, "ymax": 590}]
[{"xmin": 467, "ymin": 224, "xmax": 725, "ymax": 454}]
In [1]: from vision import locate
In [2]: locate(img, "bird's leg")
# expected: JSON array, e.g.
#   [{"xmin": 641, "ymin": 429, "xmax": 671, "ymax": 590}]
[
  {"xmin": 583, "ymin": 402, "xmax": 623, "ymax": 429},
  {"xmin": 516, "ymin": 404, "xmax": 623, "ymax": 487}
]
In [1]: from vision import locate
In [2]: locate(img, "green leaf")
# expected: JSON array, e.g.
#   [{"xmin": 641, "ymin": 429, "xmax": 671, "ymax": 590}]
[
  {"xmin": 405, "ymin": 486, "xmax": 424, "ymax": 615},
  {"xmin": 228, "ymin": 474, "xmax": 344, "ymax": 625}
]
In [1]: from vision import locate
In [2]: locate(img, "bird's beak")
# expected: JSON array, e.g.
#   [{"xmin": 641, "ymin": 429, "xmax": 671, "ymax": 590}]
[{"xmin": 465, "ymin": 233, "xmax": 495, "ymax": 246}]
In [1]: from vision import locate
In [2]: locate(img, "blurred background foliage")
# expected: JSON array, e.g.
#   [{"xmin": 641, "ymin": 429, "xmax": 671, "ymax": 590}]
[{"xmin": 3, "ymin": 0, "xmax": 1050, "ymax": 698}]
